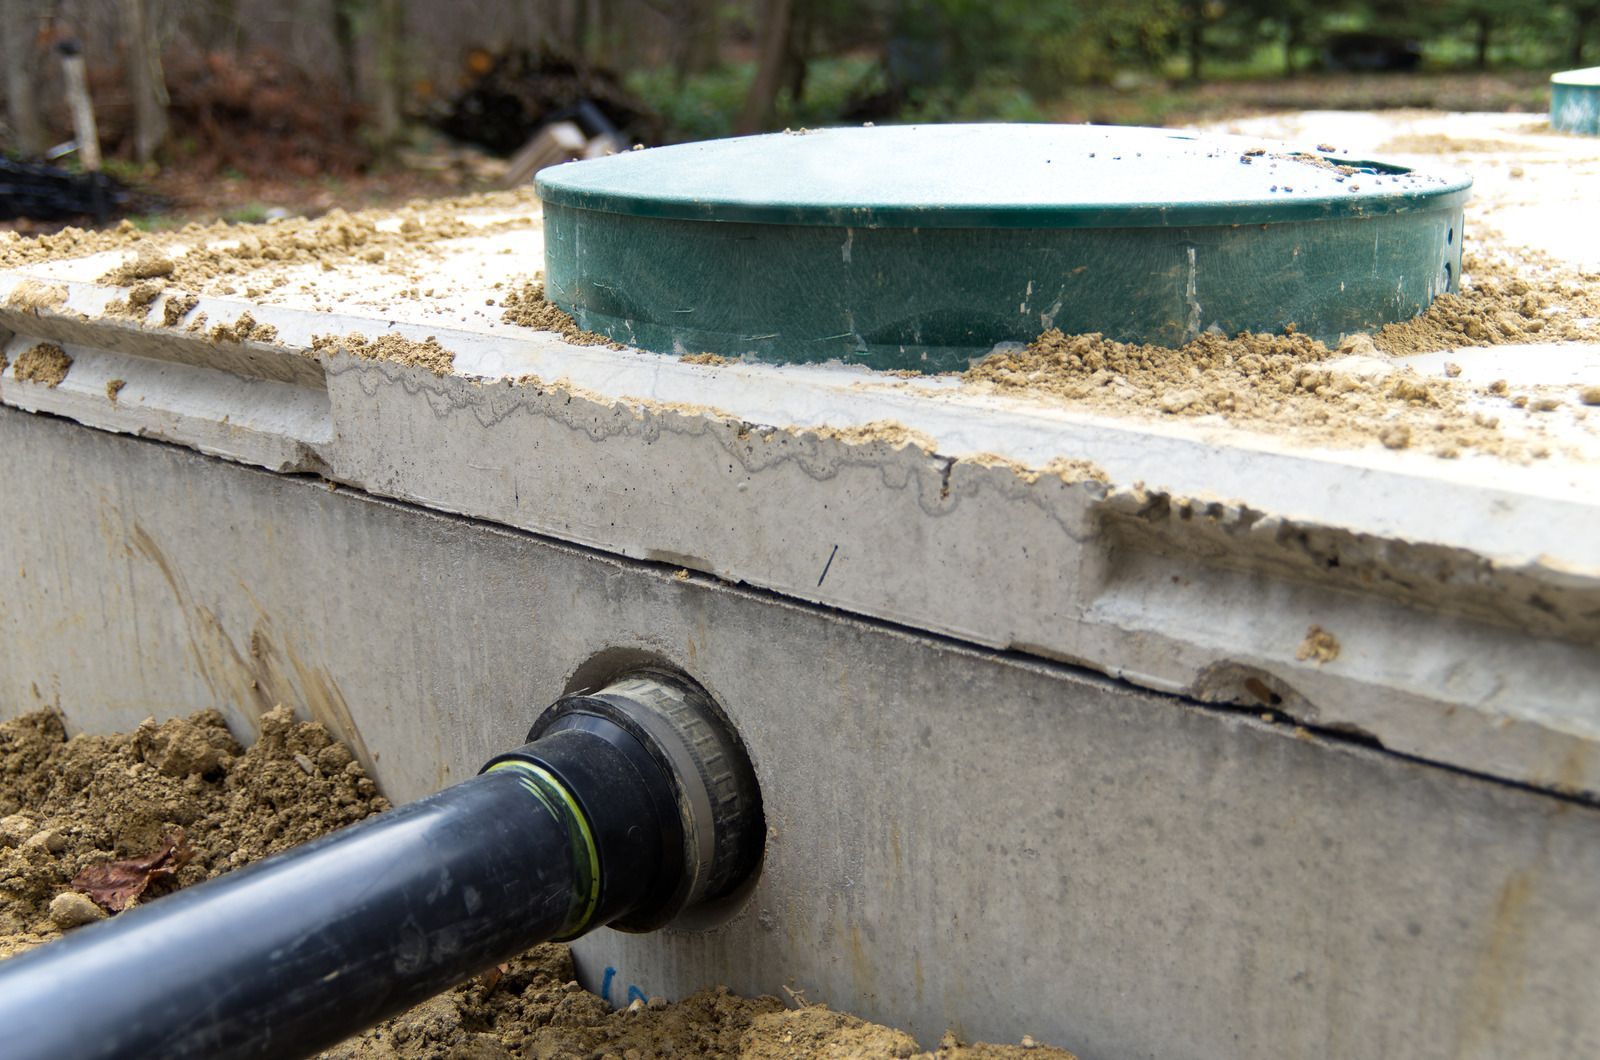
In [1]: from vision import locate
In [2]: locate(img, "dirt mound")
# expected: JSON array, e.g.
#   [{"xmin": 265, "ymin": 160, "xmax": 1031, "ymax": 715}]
[
  {"xmin": 0, "ymin": 706, "xmax": 386, "ymax": 958},
  {"xmin": 0, "ymin": 708, "xmax": 1073, "ymax": 1058},
  {"xmin": 500, "ymin": 281, "xmax": 615, "ymax": 346},
  {"xmin": 1374, "ymin": 248, "xmax": 1600, "ymax": 354},
  {"xmin": 963, "ymin": 326, "xmax": 1508, "ymax": 457},
  {"xmin": 961, "ymin": 229, "xmax": 1600, "ymax": 461}
]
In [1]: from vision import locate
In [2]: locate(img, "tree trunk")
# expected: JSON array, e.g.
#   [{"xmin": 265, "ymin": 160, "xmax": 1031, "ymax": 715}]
[
  {"xmin": 670, "ymin": 0, "xmax": 718, "ymax": 87},
  {"xmin": 122, "ymin": 0, "xmax": 170, "ymax": 165},
  {"xmin": 332, "ymin": 0, "xmax": 360, "ymax": 100},
  {"xmin": 556, "ymin": 0, "xmax": 586, "ymax": 57},
  {"xmin": 57, "ymin": 42, "xmax": 102, "ymax": 171},
  {"xmin": 2, "ymin": 0, "xmax": 45, "ymax": 156},
  {"xmin": 782, "ymin": 1, "xmax": 811, "ymax": 104},
  {"xmin": 573, "ymin": 0, "xmax": 590, "ymax": 59},
  {"xmin": 369, "ymin": 0, "xmax": 405, "ymax": 152},
  {"xmin": 198, "ymin": 0, "xmax": 238, "ymax": 51},
  {"xmin": 1283, "ymin": 15, "xmax": 1301, "ymax": 78},
  {"xmin": 736, "ymin": 0, "xmax": 794, "ymax": 134},
  {"xmin": 1574, "ymin": 6, "xmax": 1599, "ymax": 66},
  {"xmin": 1473, "ymin": 15, "xmax": 1492, "ymax": 70},
  {"xmin": 1186, "ymin": 19, "xmax": 1203, "ymax": 83}
]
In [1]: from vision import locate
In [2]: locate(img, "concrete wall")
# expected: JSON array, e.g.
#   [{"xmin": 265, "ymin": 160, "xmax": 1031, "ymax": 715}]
[{"xmin": 3, "ymin": 408, "xmax": 1597, "ymax": 1058}]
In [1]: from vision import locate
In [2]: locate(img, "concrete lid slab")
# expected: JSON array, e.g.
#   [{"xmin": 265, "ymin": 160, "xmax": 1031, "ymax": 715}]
[{"xmin": 2, "ymin": 112, "xmax": 1599, "ymax": 797}]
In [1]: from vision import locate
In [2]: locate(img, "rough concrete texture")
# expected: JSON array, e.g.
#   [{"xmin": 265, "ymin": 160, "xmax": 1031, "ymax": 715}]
[
  {"xmin": 2, "ymin": 269, "xmax": 1597, "ymax": 798},
  {"xmin": 1, "ymin": 111, "xmax": 1599, "ymax": 1055},
  {"xmin": 2, "ymin": 409, "xmax": 1598, "ymax": 1059}
]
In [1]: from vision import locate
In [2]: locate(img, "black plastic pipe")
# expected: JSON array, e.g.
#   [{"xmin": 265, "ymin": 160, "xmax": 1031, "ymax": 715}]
[{"xmin": 0, "ymin": 669, "xmax": 762, "ymax": 1060}]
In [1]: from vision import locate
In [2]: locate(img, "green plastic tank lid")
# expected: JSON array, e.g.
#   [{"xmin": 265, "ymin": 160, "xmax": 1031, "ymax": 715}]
[
  {"xmin": 1552, "ymin": 67, "xmax": 1600, "ymax": 136},
  {"xmin": 536, "ymin": 123, "xmax": 1470, "ymax": 369},
  {"xmin": 536, "ymin": 123, "xmax": 1470, "ymax": 229}
]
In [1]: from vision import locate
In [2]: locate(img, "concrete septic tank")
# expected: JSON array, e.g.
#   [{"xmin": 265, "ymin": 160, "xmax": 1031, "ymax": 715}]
[
  {"xmin": 1552, "ymin": 67, "xmax": 1600, "ymax": 135},
  {"xmin": 538, "ymin": 124, "xmax": 1469, "ymax": 370},
  {"xmin": 2, "ymin": 115, "xmax": 1599, "ymax": 1057}
]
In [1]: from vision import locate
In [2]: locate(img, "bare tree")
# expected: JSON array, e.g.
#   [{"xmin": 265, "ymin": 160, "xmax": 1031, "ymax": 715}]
[
  {"xmin": 636, "ymin": 0, "xmax": 719, "ymax": 84},
  {"xmin": 122, "ymin": 0, "xmax": 170, "ymax": 164},
  {"xmin": 369, "ymin": 0, "xmax": 405, "ymax": 149},
  {"xmin": 331, "ymin": 0, "xmax": 361, "ymax": 99},
  {"xmin": 2, "ymin": 0, "xmax": 46, "ymax": 155},
  {"xmin": 556, "ymin": 0, "xmax": 588, "ymax": 56},
  {"xmin": 737, "ymin": 0, "xmax": 792, "ymax": 134}
]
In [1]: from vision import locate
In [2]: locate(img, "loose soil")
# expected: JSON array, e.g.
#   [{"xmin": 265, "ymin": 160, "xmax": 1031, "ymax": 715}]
[
  {"xmin": 0, "ymin": 707, "xmax": 387, "ymax": 958},
  {"xmin": 501, "ymin": 281, "xmax": 617, "ymax": 347},
  {"xmin": 310, "ymin": 332, "xmax": 457, "ymax": 375},
  {"xmin": 3, "ymin": 171, "xmax": 1594, "ymax": 465},
  {"xmin": 1, "ymin": 191, "xmax": 538, "ymax": 304},
  {"xmin": 10, "ymin": 343, "xmax": 73, "ymax": 388},
  {"xmin": 961, "ymin": 236, "xmax": 1600, "ymax": 461},
  {"xmin": 0, "ymin": 709, "xmax": 1074, "ymax": 1059}
]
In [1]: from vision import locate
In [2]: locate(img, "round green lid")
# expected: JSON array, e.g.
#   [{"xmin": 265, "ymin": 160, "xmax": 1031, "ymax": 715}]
[{"xmin": 536, "ymin": 123, "xmax": 1470, "ymax": 229}]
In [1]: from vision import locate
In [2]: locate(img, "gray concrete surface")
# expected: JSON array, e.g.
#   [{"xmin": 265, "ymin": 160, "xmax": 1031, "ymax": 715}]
[
  {"xmin": 3, "ymin": 408, "xmax": 1599, "ymax": 1059},
  {"xmin": 4, "ymin": 302, "xmax": 1599, "ymax": 801},
  {"xmin": 3, "ymin": 114, "xmax": 1598, "ymax": 797}
]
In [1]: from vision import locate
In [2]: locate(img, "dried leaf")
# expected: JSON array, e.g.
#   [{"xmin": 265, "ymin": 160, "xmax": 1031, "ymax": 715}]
[
  {"xmin": 71, "ymin": 829, "xmax": 194, "ymax": 913},
  {"xmin": 478, "ymin": 962, "xmax": 510, "ymax": 998}
]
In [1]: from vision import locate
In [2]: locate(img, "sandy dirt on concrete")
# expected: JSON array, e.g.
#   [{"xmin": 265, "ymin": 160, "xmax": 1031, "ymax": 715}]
[
  {"xmin": 1373, "ymin": 240, "xmax": 1600, "ymax": 353},
  {"xmin": 961, "ymin": 234, "xmax": 1600, "ymax": 461},
  {"xmin": 3, "ymin": 172, "xmax": 1593, "ymax": 464},
  {"xmin": 309, "ymin": 332, "xmax": 458, "ymax": 375},
  {"xmin": 0, "ymin": 709, "xmax": 1073, "ymax": 1059},
  {"xmin": 0, "ymin": 189, "xmax": 539, "ymax": 318},
  {"xmin": 487, "ymin": 222, "xmax": 1598, "ymax": 463},
  {"xmin": 9, "ymin": 343, "xmax": 73, "ymax": 388},
  {"xmin": 500, "ymin": 280, "xmax": 616, "ymax": 347}
]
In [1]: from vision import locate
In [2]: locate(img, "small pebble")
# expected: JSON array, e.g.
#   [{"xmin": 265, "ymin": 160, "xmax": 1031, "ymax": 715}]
[
  {"xmin": 1579, "ymin": 385, "xmax": 1600, "ymax": 407},
  {"xmin": 1379, "ymin": 424, "xmax": 1412, "ymax": 450},
  {"xmin": 23, "ymin": 829, "xmax": 66, "ymax": 853},
  {"xmin": 1158, "ymin": 388, "xmax": 1200, "ymax": 414},
  {"xmin": 293, "ymin": 753, "xmax": 316, "ymax": 776},
  {"xmin": 48, "ymin": 892, "xmax": 107, "ymax": 929}
]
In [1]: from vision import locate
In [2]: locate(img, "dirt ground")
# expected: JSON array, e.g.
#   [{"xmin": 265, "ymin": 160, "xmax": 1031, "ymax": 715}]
[{"xmin": 0, "ymin": 708, "xmax": 1074, "ymax": 1059}]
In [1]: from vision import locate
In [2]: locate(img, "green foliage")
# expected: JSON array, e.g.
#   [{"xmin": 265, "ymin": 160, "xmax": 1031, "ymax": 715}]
[
  {"xmin": 223, "ymin": 203, "xmax": 272, "ymax": 224},
  {"xmin": 626, "ymin": 63, "xmax": 752, "ymax": 140},
  {"xmin": 627, "ymin": 55, "xmax": 880, "ymax": 141},
  {"xmin": 900, "ymin": 73, "xmax": 1047, "ymax": 123},
  {"xmin": 626, "ymin": 0, "xmax": 1591, "ymax": 143}
]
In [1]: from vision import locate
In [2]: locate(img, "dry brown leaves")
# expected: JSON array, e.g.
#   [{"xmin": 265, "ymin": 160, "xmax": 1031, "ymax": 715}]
[{"xmin": 71, "ymin": 829, "xmax": 194, "ymax": 913}]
